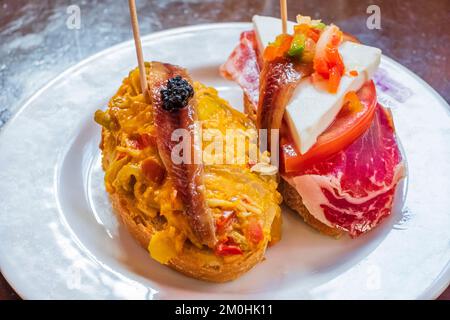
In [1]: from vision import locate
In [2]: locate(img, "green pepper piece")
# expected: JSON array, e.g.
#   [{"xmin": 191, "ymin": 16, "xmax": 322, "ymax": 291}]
[
  {"xmin": 313, "ymin": 22, "xmax": 326, "ymax": 31},
  {"xmin": 94, "ymin": 110, "xmax": 119, "ymax": 131},
  {"xmin": 287, "ymin": 34, "xmax": 306, "ymax": 58},
  {"xmin": 94, "ymin": 110, "xmax": 111, "ymax": 128}
]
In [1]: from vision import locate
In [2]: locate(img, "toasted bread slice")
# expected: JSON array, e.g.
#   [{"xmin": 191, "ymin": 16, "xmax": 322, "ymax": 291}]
[
  {"xmin": 111, "ymin": 192, "xmax": 273, "ymax": 282},
  {"xmin": 96, "ymin": 66, "xmax": 282, "ymax": 282},
  {"xmin": 279, "ymin": 179, "xmax": 343, "ymax": 238}
]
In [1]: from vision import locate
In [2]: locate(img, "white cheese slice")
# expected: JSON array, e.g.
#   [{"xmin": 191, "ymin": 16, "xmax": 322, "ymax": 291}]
[
  {"xmin": 252, "ymin": 15, "xmax": 296, "ymax": 53},
  {"xmin": 285, "ymin": 42, "xmax": 381, "ymax": 154}
]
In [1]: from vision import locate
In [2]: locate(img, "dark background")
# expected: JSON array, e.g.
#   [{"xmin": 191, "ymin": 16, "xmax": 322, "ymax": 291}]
[{"xmin": 0, "ymin": 0, "xmax": 449, "ymax": 299}]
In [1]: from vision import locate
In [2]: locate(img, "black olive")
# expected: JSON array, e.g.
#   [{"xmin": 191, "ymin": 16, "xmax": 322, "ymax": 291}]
[{"xmin": 160, "ymin": 75, "xmax": 194, "ymax": 112}]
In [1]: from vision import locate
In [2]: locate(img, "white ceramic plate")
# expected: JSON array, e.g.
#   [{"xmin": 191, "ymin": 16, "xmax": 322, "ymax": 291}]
[{"xmin": 0, "ymin": 23, "xmax": 449, "ymax": 300}]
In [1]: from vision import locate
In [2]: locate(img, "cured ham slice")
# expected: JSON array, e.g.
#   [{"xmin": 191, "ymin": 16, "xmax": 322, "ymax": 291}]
[
  {"xmin": 149, "ymin": 62, "xmax": 217, "ymax": 247},
  {"xmin": 221, "ymin": 30, "xmax": 405, "ymax": 237},
  {"xmin": 284, "ymin": 105, "xmax": 405, "ymax": 236},
  {"xmin": 220, "ymin": 31, "xmax": 261, "ymax": 114}
]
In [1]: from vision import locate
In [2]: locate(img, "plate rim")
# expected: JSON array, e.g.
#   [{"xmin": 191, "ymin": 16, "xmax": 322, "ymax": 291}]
[{"xmin": 0, "ymin": 22, "xmax": 449, "ymax": 300}]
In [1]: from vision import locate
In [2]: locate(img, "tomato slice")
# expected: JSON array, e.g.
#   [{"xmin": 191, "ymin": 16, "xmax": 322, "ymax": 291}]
[{"xmin": 282, "ymin": 80, "xmax": 377, "ymax": 173}]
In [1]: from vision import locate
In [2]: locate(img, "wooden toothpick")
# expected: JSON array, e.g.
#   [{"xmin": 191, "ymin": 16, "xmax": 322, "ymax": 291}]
[
  {"xmin": 128, "ymin": 0, "xmax": 148, "ymax": 100},
  {"xmin": 280, "ymin": 0, "xmax": 288, "ymax": 34}
]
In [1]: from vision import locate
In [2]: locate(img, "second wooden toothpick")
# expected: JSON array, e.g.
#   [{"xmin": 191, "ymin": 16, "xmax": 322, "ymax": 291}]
[{"xmin": 280, "ymin": 0, "xmax": 288, "ymax": 34}]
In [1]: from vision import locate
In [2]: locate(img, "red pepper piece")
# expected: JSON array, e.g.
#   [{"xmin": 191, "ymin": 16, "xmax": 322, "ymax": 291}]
[{"xmin": 215, "ymin": 243, "xmax": 243, "ymax": 256}]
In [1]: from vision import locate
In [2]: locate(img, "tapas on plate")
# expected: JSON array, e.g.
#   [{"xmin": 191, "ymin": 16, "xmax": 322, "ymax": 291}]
[{"xmin": 222, "ymin": 15, "xmax": 405, "ymax": 238}]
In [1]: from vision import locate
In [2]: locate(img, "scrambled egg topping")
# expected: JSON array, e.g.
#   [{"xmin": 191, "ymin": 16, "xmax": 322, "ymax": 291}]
[{"xmin": 95, "ymin": 66, "xmax": 281, "ymax": 264}]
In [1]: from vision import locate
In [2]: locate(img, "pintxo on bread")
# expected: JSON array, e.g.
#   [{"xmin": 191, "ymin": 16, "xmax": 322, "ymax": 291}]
[
  {"xmin": 95, "ymin": 63, "xmax": 282, "ymax": 282},
  {"xmin": 221, "ymin": 14, "xmax": 405, "ymax": 237}
]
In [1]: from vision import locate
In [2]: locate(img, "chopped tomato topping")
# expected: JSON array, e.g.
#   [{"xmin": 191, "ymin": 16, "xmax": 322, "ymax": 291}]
[
  {"xmin": 343, "ymin": 91, "xmax": 364, "ymax": 113},
  {"xmin": 141, "ymin": 158, "xmax": 166, "ymax": 184},
  {"xmin": 263, "ymin": 45, "xmax": 278, "ymax": 62},
  {"xmin": 247, "ymin": 220, "xmax": 264, "ymax": 244},
  {"xmin": 313, "ymin": 25, "xmax": 345, "ymax": 93},
  {"xmin": 264, "ymin": 20, "xmax": 326, "ymax": 63},
  {"xmin": 306, "ymin": 28, "xmax": 320, "ymax": 42},
  {"xmin": 215, "ymin": 243, "xmax": 243, "ymax": 256},
  {"xmin": 278, "ymin": 35, "xmax": 293, "ymax": 53},
  {"xmin": 328, "ymin": 65, "xmax": 343, "ymax": 93},
  {"xmin": 263, "ymin": 34, "xmax": 293, "ymax": 61}
]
